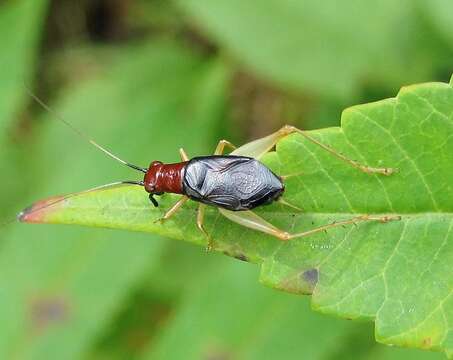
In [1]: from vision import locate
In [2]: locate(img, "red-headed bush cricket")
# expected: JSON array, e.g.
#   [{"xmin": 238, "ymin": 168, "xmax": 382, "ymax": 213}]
[{"xmin": 17, "ymin": 90, "xmax": 400, "ymax": 250}]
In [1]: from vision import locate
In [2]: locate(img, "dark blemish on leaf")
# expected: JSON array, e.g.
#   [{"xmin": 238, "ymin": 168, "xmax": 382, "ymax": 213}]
[
  {"xmin": 17, "ymin": 205, "xmax": 34, "ymax": 222},
  {"xmin": 30, "ymin": 296, "xmax": 70, "ymax": 330},
  {"xmin": 302, "ymin": 268, "xmax": 319, "ymax": 287},
  {"xmin": 234, "ymin": 254, "xmax": 249, "ymax": 262},
  {"xmin": 422, "ymin": 338, "xmax": 432, "ymax": 348},
  {"xmin": 223, "ymin": 251, "xmax": 249, "ymax": 262},
  {"xmin": 203, "ymin": 344, "xmax": 232, "ymax": 360},
  {"xmin": 204, "ymin": 351, "xmax": 231, "ymax": 360}
]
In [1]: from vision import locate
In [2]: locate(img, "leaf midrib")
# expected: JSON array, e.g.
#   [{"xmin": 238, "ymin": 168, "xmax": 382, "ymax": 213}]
[{"xmin": 52, "ymin": 202, "xmax": 453, "ymax": 216}]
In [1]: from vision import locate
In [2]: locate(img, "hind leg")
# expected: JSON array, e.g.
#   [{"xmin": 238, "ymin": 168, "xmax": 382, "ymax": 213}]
[
  {"xmin": 218, "ymin": 208, "xmax": 400, "ymax": 241},
  {"xmin": 214, "ymin": 139, "xmax": 236, "ymax": 155},
  {"xmin": 231, "ymin": 125, "xmax": 396, "ymax": 176}
]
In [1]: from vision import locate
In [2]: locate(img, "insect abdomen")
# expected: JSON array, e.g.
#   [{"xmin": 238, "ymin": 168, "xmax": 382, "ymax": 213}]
[{"xmin": 182, "ymin": 156, "xmax": 284, "ymax": 211}]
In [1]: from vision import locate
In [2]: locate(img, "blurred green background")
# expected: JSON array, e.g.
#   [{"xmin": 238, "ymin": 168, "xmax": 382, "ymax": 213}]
[{"xmin": 0, "ymin": 1, "xmax": 452, "ymax": 359}]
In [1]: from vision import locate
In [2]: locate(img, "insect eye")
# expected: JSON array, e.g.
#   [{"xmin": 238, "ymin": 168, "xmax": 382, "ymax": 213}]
[{"xmin": 150, "ymin": 161, "xmax": 163, "ymax": 167}]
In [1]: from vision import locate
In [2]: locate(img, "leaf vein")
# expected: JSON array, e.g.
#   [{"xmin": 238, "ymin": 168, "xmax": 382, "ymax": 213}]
[{"xmin": 352, "ymin": 109, "xmax": 440, "ymax": 211}]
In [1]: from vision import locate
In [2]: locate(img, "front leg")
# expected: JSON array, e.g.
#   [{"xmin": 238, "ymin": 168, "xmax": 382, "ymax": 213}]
[
  {"xmin": 179, "ymin": 148, "xmax": 189, "ymax": 161},
  {"xmin": 196, "ymin": 204, "xmax": 214, "ymax": 251},
  {"xmin": 153, "ymin": 196, "xmax": 189, "ymax": 223}
]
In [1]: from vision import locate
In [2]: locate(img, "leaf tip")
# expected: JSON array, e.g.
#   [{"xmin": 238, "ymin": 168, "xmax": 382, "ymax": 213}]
[
  {"xmin": 18, "ymin": 196, "xmax": 66, "ymax": 223},
  {"xmin": 17, "ymin": 206, "xmax": 32, "ymax": 223}
]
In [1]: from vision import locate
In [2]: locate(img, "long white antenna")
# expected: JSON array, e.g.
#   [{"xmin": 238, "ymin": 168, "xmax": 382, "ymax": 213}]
[
  {"xmin": 16, "ymin": 181, "xmax": 144, "ymax": 223},
  {"xmin": 0, "ymin": 181, "xmax": 144, "ymax": 229},
  {"xmin": 24, "ymin": 86, "xmax": 147, "ymax": 173}
]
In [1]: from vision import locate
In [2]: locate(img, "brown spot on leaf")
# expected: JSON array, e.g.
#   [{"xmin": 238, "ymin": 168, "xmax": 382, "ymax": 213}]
[
  {"xmin": 422, "ymin": 337, "xmax": 432, "ymax": 348},
  {"xmin": 234, "ymin": 254, "xmax": 249, "ymax": 262},
  {"xmin": 223, "ymin": 251, "xmax": 249, "ymax": 262},
  {"xmin": 203, "ymin": 344, "xmax": 233, "ymax": 360},
  {"xmin": 302, "ymin": 268, "xmax": 319, "ymax": 287},
  {"xmin": 30, "ymin": 296, "xmax": 70, "ymax": 330}
]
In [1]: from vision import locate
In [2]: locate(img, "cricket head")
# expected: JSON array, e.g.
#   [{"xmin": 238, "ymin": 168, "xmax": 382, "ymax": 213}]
[{"xmin": 143, "ymin": 161, "xmax": 164, "ymax": 194}]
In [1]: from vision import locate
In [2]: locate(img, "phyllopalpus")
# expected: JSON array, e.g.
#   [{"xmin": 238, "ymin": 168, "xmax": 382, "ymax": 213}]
[{"xmin": 20, "ymin": 91, "xmax": 400, "ymax": 250}]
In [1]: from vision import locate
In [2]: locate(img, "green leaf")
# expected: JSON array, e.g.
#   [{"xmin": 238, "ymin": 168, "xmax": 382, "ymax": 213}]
[
  {"xmin": 0, "ymin": 41, "xmax": 230, "ymax": 359},
  {"xmin": 142, "ymin": 258, "xmax": 442, "ymax": 360},
  {"xmin": 0, "ymin": 0, "xmax": 48, "ymax": 218},
  {"xmin": 20, "ymin": 76, "xmax": 453, "ymax": 357},
  {"xmin": 421, "ymin": 0, "xmax": 453, "ymax": 48},
  {"xmin": 0, "ymin": 0, "xmax": 48, "ymax": 131},
  {"xmin": 144, "ymin": 257, "xmax": 365, "ymax": 360},
  {"xmin": 176, "ymin": 0, "xmax": 448, "ymax": 99}
]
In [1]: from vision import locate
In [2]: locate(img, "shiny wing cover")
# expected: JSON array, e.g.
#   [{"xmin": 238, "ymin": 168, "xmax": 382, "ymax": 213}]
[{"xmin": 182, "ymin": 156, "xmax": 284, "ymax": 211}]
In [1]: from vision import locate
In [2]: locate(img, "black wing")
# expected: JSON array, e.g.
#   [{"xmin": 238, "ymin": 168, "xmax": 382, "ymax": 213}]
[{"xmin": 182, "ymin": 156, "xmax": 284, "ymax": 211}]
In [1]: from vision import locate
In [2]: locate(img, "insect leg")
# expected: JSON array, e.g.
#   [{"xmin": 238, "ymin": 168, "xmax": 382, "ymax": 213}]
[
  {"xmin": 231, "ymin": 125, "xmax": 396, "ymax": 175},
  {"xmin": 196, "ymin": 204, "xmax": 213, "ymax": 251},
  {"xmin": 218, "ymin": 208, "xmax": 400, "ymax": 241},
  {"xmin": 283, "ymin": 214, "xmax": 400, "ymax": 239},
  {"xmin": 179, "ymin": 148, "xmax": 189, "ymax": 161},
  {"xmin": 281, "ymin": 125, "xmax": 396, "ymax": 176},
  {"xmin": 230, "ymin": 128, "xmax": 286, "ymax": 159},
  {"xmin": 218, "ymin": 208, "xmax": 291, "ymax": 241},
  {"xmin": 280, "ymin": 171, "xmax": 304, "ymax": 180},
  {"xmin": 214, "ymin": 140, "xmax": 237, "ymax": 155},
  {"xmin": 154, "ymin": 196, "xmax": 189, "ymax": 223},
  {"xmin": 275, "ymin": 198, "xmax": 303, "ymax": 212}
]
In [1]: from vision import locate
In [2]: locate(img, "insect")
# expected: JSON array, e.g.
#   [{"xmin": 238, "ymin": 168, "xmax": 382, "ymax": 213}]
[{"xmin": 21, "ymin": 91, "xmax": 400, "ymax": 250}]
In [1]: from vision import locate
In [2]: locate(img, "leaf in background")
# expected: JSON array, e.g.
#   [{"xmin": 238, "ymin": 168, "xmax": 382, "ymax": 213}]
[
  {"xmin": 0, "ymin": 0, "xmax": 48, "ymax": 218},
  {"xmin": 23, "ymin": 76, "xmax": 453, "ymax": 357},
  {"xmin": 0, "ymin": 41, "xmax": 230, "ymax": 359},
  {"xmin": 421, "ymin": 0, "xmax": 453, "ymax": 48},
  {"xmin": 0, "ymin": 0, "xmax": 48, "ymax": 131},
  {"xmin": 175, "ymin": 0, "xmax": 450, "ymax": 99},
  {"xmin": 142, "ymin": 258, "xmax": 442, "ymax": 360}
]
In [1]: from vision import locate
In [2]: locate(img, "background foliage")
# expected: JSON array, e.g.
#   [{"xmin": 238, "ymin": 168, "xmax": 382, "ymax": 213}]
[{"xmin": 0, "ymin": 1, "xmax": 452, "ymax": 359}]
